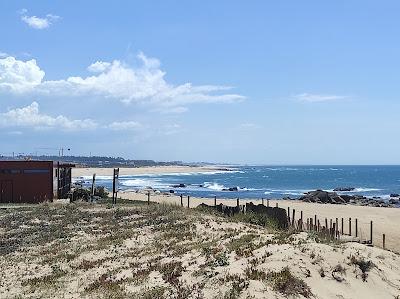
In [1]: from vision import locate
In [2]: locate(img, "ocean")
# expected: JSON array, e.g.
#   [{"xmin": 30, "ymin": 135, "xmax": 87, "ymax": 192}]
[{"xmin": 75, "ymin": 165, "xmax": 400, "ymax": 201}]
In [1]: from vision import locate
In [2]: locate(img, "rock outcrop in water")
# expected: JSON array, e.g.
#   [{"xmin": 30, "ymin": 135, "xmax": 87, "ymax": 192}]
[{"xmin": 299, "ymin": 190, "xmax": 393, "ymax": 207}]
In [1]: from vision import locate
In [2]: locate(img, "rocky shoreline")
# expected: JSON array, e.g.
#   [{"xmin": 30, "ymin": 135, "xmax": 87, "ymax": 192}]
[{"xmin": 298, "ymin": 190, "xmax": 400, "ymax": 208}]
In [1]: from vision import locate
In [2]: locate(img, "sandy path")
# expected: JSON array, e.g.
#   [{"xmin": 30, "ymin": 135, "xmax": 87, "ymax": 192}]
[{"xmin": 119, "ymin": 191, "xmax": 400, "ymax": 253}]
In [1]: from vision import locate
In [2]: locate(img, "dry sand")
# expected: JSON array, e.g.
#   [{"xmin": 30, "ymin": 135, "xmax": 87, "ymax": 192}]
[
  {"xmin": 118, "ymin": 190, "xmax": 400, "ymax": 254},
  {"xmin": 1, "ymin": 202, "xmax": 400, "ymax": 298},
  {"xmin": 72, "ymin": 165, "xmax": 231, "ymax": 177}
]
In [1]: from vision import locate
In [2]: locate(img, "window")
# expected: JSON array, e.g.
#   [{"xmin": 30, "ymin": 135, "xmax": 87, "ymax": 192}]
[
  {"xmin": 23, "ymin": 169, "xmax": 50, "ymax": 174},
  {"xmin": 0, "ymin": 169, "xmax": 21, "ymax": 174}
]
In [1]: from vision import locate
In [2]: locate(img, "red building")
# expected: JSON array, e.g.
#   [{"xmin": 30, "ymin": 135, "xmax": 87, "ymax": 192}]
[{"xmin": 0, "ymin": 161, "xmax": 74, "ymax": 203}]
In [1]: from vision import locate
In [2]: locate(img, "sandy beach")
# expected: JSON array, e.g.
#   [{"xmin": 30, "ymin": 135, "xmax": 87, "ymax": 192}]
[
  {"xmin": 118, "ymin": 190, "xmax": 400, "ymax": 254},
  {"xmin": 72, "ymin": 165, "xmax": 231, "ymax": 177},
  {"xmin": 1, "ymin": 200, "xmax": 400, "ymax": 298}
]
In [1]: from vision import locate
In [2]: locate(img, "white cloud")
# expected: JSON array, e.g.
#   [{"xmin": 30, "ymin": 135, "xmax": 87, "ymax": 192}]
[
  {"xmin": 0, "ymin": 53, "xmax": 245, "ymax": 110},
  {"xmin": 107, "ymin": 121, "xmax": 142, "ymax": 130},
  {"xmin": 0, "ymin": 102, "xmax": 97, "ymax": 131},
  {"xmin": 294, "ymin": 93, "xmax": 347, "ymax": 103},
  {"xmin": 20, "ymin": 9, "xmax": 60, "ymax": 29},
  {"xmin": 0, "ymin": 52, "xmax": 8, "ymax": 58},
  {"xmin": 87, "ymin": 61, "xmax": 111, "ymax": 73},
  {"xmin": 0, "ymin": 56, "xmax": 45, "ymax": 92}
]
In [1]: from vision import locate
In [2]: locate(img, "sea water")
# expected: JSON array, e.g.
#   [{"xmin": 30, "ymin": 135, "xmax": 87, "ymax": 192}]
[{"xmin": 75, "ymin": 165, "xmax": 400, "ymax": 201}]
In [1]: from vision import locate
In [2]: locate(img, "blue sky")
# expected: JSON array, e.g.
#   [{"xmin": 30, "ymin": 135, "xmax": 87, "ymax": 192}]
[{"xmin": 1, "ymin": 1, "xmax": 400, "ymax": 164}]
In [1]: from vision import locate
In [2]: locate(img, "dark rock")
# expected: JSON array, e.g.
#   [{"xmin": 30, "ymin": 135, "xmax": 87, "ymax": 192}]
[
  {"xmin": 333, "ymin": 187, "xmax": 355, "ymax": 192},
  {"xmin": 222, "ymin": 187, "xmax": 239, "ymax": 191},
  {"xmin": 390, "ymin": 193, "xmax": 399, "ymax": 198},
  {"xmin": 172, "ymin": 183, "xmax": 186, "ymax": 188},
  {"xmin": 169, "ymin": 190, "xmax": 175, "ymax": 193}
]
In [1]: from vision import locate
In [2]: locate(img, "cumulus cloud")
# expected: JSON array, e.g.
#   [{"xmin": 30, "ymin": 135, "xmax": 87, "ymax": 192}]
[
  {"xmin": 0, "ymin": 102, "xmax": 97, "ymax": 131},
  {"xmin": 0, "ymin": 56, "xmax": 45, "ymax": 92},
  {"xmin": 0, "ymin": 53, "xmax": 245, "ymax": 110},
  {"xmin": 294, "ymin": 93, "xmax": 347, "ymax": 103},
  {"xmin": 20, "ymin": 9, "xmax": 60, "ymax": 29},
  {"xmin": 0, "ymin": 52, "xmax": 8, "ymax": 58},
  {"xmin": 87, "ymin": 61, "xmax": 111, "ymax": 73},
  {"xmin": 107, "ymin": 121, "xmax": 142, "ymax": 131}
]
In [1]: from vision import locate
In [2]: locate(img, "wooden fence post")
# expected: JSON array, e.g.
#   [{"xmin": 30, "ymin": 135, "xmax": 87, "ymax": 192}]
[
  {"xmin": 383, "ymin": 234, "xmax": 386, "ymax": 250},
  {"xmin": 292, "ymin": 209, "xmax": 295, "ymax": 228},
  {"xmin": 276, "ymin": 202, "xmax": 278, "ymax": 208},
  {"xmin": 325, "ymin": 218, "xmax": 328, "ymax": 232},
  {"xmin": 214, "ymin": 196, "xmax": 217, "ymax": 207},
  {"xmin": 300, "ymin": 211, "xmax": 303, "ymax": 230},
  {"xmin": 332, "ymin": 223, "xmax": 336, "ymax": 239},
  {"xmin": 288, "ymin": 207, "xmax": 290, "ymax": 223},
  {"xmin": 355, "ymin": 219, "xmax": 358, "ymax": 237},
  {"xmin": 147, "ymin": 191, "xmax": 150, "ymax": 205},
  {"xmin": 314, "ymin": 215, "xmax": 317, "ymax": 230},
  {"xmin": 341, "ymin": 218, "xmax": 344, "ymax": 235},
  {"xmin": 237, "ymin": 198, "xmax": 240, "ymax": 207},
  {"xmin": 349, "ymin": 218, "xmax": 352, "ymax": 236},
  {"xmin": 180, "ymin": 194, "xmax": 183, "ymax": 207},
  {"xmin": 187, "ymin": 196, "xmax": 190, "ymax": 208},
  {"xmin": 336, "ymin": 218, "xmax": 339, "ymax": 238},
  {"xmin": 370, "ymin": 221, "xmax": 373, "ymax": 244},
  {"xmin": 262, "ymin": 198, "xmax": 264, "ymax": 206},
  {"xmin": 267, "ymin": 199, "xmax": 270, "ymax": 207}
]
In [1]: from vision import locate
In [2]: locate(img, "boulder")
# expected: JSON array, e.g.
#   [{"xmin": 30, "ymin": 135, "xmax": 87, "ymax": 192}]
[
  {"xmin": 172, "ymin": 183, "xmax": 186, "ymax": 188},
  {"xmin": 390, "ymin": 193, "xmax": 399, "ymax": 198},
  {"xmin": 222, "ymin": 187, "xmax": 239, "ymax": 191}
]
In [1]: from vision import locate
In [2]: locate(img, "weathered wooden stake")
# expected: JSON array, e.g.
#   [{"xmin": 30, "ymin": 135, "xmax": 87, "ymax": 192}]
[
  {"xmin": 180, "ymin": 194, "xmax": 183, "ymax": 207},
  {"xmin": 383, "ymin": 234, "xmax": 386, "ymax": 250},
  {"xmin": 355, "ymin": 218, "xmax": 358, "ymax": 237},
  {"xmin": 314, "ymin": 215, "xmax": 317, "ymax": 230},
  {"xmin": 267, "ymin": 199, "xmax": 270, "ymax": 207},
  {"xmin": 349, "ymin": 218, "xmax": 352, "ymax": 236},
  {"xmin": 317, "ymin": 219, "xmax": 320, "ymax": 232},
  {"xmin": 370, "ymin": 221, "xmax": 373, "ymax": 244},
  {"xmin": 262, "ymin": 198, "xmax": 264, "ymax": 206},
  {"xmin": 325, "ymin": 218, "xmax": 328, "ymax": 233},
  {"xmin": 214, "ymin": 196, "xmax": 217, "ymax": 207},
  {"xmin": 307, "ymin": 218, "xmax": 309, "ymax": 230},
  {"xmin": 292, "ymin": 209, "xmax": 295, "ymax": 227},
  {"xmin": 310, "ymin": 218, "xmax": 313, "ymax": 231},
  {"xmin": 276, "ymin": 202, "xmax": 278, "ymax": 208},
  {"xmin": 341, "ymin": 218, "xmax": 344, "ymax": 234},
  {"xmin": 335, "ymin": 218, "xmax": 339, "ymax": 237},
  {"xmin": 147, "ymin": 191, "xmax": 150, "ymax": 205},
  {"xmin": 332, "ymin": 223, "xmax": 336, "ymax": 239},
  {"xmin": 300, "ymin": 211, "xmax": 303, "ymax": 230},
  {"xmin": 237, "ymin": 198, "xmax": 240, "ymax": 207},
  {"xmin": 187, "ymin": 196, "xmax": 190, "ymax": 208},
  {"xmin": 288, "ymin": 207, "xmax": 290, "ymax": 223}
]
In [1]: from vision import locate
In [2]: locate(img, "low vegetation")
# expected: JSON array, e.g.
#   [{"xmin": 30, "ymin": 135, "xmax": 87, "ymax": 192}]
[{"xmin": 0, "ymin": 199, "xmax": 398, "ymax": 298}]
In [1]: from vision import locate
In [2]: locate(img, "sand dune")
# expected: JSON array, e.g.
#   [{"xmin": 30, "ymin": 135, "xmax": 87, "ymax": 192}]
[{"xmin": 119, "ymin": 190, "xmax": 400, "ymax": 254}]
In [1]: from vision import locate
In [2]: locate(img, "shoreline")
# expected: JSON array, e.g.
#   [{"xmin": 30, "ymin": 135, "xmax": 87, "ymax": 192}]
[
  {"xmin": 72, "ymin": 165, "xmax": 233, "ymax": 177},
  {"xmin": 118, "ymin": 190, "xmax": 400, "ymax": 253}
]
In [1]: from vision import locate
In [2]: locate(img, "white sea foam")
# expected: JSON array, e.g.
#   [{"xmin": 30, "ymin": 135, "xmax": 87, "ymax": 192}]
[
  {"xmin": 120, "ymin": 178, "xmax": 168, "ymax": 189},
  {"xmin": 203, "ymin": 182, "xmax": 226, "ymax": 191}
]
